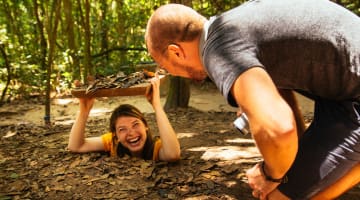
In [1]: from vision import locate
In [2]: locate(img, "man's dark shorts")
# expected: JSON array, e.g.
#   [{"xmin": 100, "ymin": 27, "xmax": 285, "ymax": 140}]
[{"xmin": 278, "ymin": 99, "xmax": 360, "ymax": 199}]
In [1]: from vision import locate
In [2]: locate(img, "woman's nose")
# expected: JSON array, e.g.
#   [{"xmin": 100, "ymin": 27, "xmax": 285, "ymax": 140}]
[{"xmin": 127, "ymin": 128, "xmax": 136, "ymax": 136}]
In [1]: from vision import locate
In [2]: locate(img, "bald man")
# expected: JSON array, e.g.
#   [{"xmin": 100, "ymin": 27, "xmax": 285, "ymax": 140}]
[{"xmin": 145, "ymin": 0, "xmax": 360, "ymax": 199}]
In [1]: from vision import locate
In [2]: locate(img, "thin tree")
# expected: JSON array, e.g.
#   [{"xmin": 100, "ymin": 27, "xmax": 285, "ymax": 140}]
[
  {"xmin": 100, "ymin": 0, "xmax": 109, "ymax": 63},
  {"xmin": 64, "ymin": 0, "xmax": 81, "ymax": 81},
  {"xmin": 0, "ymin": 44, "xmax": 11, "ymax": 105},
  {"xmin": 0, "ymin": 0, "xmax": 20, "ymax": 104},
  {"xmin": 33, "ymin": 0, "xmax": 62, "ymax": 125},
  {"xmin": 77, "ymin": 0, "xmax": 93, "ymax": 82}
]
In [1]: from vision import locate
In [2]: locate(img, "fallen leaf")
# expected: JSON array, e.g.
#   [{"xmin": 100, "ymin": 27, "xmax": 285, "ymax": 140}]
[
  {"xmin": 3, "ymin": 130, "xmax": 17, "ymax": 138},
  {"xmin": 200, "ymin": 163, "xmax": 216, "ymax": 171},
  {"xmin": 141, "ymin": 162, "xmax": 155, "ymax": 178},
  {"xmin": 10, "ymin": 173, "xmax": 19, "ymax": 179},
  {"xmin": 222, "ymin": 164, "xmax": 239, "ymax": 174}
]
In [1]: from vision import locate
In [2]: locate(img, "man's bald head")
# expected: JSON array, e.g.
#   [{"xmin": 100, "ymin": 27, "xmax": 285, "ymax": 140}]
[{"xmin": 145, "ymin": 4, "xmax": 206, "ymax": 60}]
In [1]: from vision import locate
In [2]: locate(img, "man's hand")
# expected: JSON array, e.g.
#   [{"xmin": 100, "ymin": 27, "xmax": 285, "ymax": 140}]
[
  {"xmin": 236, "ymin": 107, "xmax": 244, "ymax": 117},
  {"xmin": 246, "ymin": 162, "xmax": 280, "ymax": 199}
]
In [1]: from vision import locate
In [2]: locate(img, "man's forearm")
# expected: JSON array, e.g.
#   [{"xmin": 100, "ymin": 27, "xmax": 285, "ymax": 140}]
[{"xmin": 252, "ymin": 121, "xmax": 298, "ymax": 179}]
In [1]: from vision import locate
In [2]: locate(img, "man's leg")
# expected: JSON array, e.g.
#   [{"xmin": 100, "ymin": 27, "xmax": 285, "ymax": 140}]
[
  {"xmin": 276, "ymin": 99, "xmax": 360, "ymax": 199},
  {"xmin": 311, "ymin": 162, "xmax": 360, "ymax": 200},
  {"xmin": 268, "ymin": 163, "xmax": 360, "ymax": 200},
  {"xmin": 278, "ymin": 89, "xmax": 306, "ymax": 137}
]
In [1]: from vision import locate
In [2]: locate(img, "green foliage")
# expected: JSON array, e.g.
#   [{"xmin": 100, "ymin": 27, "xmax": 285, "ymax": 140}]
[
  {"xmin": 0, "ymin": 0, "xmax": 244, "ymax": 99},
  {"xmin": 0, "ymin": 0, "xmax": 359, "ymax": 101},
  {"xmin": 333, "ymin": 0, "xmax": 360, "ymax": 15},
  {"xmin": 193, "ymin": 0, "xmax": 247, "ymax": 16}
]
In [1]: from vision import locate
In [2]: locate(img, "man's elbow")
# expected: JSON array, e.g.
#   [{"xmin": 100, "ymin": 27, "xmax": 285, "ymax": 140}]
[{"xmin": 271, "ymin": 119, "xmax": 297, "ymax": 147}]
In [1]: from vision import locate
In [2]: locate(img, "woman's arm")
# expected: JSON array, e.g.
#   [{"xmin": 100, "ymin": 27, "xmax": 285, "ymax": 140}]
[
  {"xmin": 146, "ymin": 75, "xmax": 181, "ymax": 161},
  {"xmin": 68, "ymin": 98, "xmax": 105, "ymax": 153}
]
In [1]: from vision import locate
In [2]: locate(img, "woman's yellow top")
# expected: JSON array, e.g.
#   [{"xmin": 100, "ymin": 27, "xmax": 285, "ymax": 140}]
[{"xmin": 101, "ymin": 132, "xmax": 162, "ymax": 161}]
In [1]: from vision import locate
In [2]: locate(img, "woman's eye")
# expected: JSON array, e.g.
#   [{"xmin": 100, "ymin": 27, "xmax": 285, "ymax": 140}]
[
  {"xmin": 118, "ymin": 128, "xmax": 127, "ymax": 134},
  {"xmin": 133, "ymin": 122, "xmax": 140, "ymax": 128}
]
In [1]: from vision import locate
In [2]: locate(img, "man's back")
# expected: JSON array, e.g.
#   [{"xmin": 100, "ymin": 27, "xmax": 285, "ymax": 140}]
[{"xmin": 202, "ymin": 0, "xmax": 360, "ymax": 104}]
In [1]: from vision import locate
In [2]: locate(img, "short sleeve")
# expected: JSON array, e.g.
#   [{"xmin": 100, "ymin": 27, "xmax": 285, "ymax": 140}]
[
  {"xmin": 152, "ymin": 139, "xmax": 162, "ymax": 161},
  {"xmin": 101, "ymin": 132, "xmax": 116, "ymax": 156}
]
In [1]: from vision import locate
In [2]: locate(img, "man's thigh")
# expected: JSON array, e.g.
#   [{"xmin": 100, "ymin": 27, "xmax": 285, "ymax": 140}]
[
  {"xmin": 312, "ymin": 163, "xmax": 360, "ymax": 200},
  {"xmin": 278, "ymin": 99, "xmax": 360, "ymax": 199}
]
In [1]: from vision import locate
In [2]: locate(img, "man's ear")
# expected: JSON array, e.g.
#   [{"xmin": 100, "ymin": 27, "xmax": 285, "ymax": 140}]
[{"xmin": 168, "ymin": 44, "xmax": 185, "ymax": 60}]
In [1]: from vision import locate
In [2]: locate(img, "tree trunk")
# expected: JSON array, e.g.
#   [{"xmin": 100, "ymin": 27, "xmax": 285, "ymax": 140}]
[
  {"xmin": 164, "ymin": 0, "xmax": 192, "ymax": 110},
  {"xmin": 76, "ymin": 0, "xmax": 93, "ymax": 82},
  {"xmin": 64, "ymin": 0, "xmax": 81, "ymax": 81},
  {"xmin": 0, "ymin": 44, "xmax": 11, "ymax": 106},
  {"xmin": 33, "ymin": 0, "xmax": 49, "ymax": 124},
  {"xmin": 83, "ymin": 0, "xmax": 93, "ymax": 80},
  {"xmin": 164, "ymin": 77, "xmax": 190, "ymax": 110},
  {"xmin": 115, "ymin": 0, "xmax": 126, "ymax": 65},
  {"xmin": 33, "ymin": 0, "xmax": 47, "ymax": 71},
  {"xmin": 44, "ymin": 0, "xmax": 62, "ymax": 126},
  {"xmin": 100, "ymin": 0, "xmax": 109, "ymax": 63}
]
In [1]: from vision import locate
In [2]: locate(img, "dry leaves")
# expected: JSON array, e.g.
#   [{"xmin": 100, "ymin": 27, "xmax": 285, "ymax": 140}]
[{"xmin": 0, "ymin": 107, "xmax": 358, "ymax": 200}]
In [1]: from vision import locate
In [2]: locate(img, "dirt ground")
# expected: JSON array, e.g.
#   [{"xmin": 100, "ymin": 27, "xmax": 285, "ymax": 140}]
[{"xmin": 0, "ymin": 81, "xmax": 359, "ymax": 200}]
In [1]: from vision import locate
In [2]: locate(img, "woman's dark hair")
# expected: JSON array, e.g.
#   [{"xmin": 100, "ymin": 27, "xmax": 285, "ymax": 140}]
[{"xmin": 109, "ymin": 104, "xmax": 158, "ymax": 160}]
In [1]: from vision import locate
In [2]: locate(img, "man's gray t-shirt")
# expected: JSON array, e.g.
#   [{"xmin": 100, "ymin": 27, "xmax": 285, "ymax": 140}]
[{"xmin": 201, "ymin": 0, "xmax": 360, "ymax": 107}]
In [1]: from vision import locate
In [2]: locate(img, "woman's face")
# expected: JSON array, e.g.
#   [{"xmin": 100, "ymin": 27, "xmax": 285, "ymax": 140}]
[{"xmin": 115, "ymin": 116, "xmax": 148, "ymax": 156}]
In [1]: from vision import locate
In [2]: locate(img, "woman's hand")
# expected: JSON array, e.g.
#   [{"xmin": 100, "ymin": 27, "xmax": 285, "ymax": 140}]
[
  {"xmin": 73, "ymin": 79, "xmax": 95, "ymax": 114},
  {"xmin": 78, "ymin": 98, "xmax": 95, "ymax": 114},
  {"xmin": 145, "ymin": 73, "xmax": 161, "ymax": 108}
]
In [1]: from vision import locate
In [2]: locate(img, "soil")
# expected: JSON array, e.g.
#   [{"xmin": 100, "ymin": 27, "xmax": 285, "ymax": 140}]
[{"xmin": 0, "ymin": 81, "xmax": 359, "ymax": 200}]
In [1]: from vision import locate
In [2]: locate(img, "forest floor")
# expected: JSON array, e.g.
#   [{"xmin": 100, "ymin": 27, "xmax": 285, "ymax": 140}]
[{"xmin": 0, "ymin": 81, "xmax": 359, "ymax": 200}]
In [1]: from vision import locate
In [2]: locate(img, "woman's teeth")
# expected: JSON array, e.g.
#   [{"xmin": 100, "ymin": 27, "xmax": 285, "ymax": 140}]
[{"xmin": 128, "ymin": 137, "xmax": 140, "ymax": 144}]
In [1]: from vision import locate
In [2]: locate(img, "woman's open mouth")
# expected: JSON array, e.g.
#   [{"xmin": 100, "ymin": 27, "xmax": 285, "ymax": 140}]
[{"xmin": 127, "ymin": 137, "xmax": 141, "ymax": 146}]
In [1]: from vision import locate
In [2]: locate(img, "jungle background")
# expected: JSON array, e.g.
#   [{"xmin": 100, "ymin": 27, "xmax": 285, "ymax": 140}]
[{"xmin": 1, "ymin": 0, "xmax": 360, "ymax": 199}]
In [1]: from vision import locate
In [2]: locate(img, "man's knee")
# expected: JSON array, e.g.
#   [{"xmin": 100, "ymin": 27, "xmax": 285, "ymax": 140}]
[
  {"xmin": 269, "ymin": 163, "xmax": 360, "ymax": 200},
  {"xmin": 311, "ymin": 163, "xmax": 360, "ymax": 200}
]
